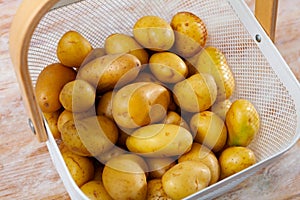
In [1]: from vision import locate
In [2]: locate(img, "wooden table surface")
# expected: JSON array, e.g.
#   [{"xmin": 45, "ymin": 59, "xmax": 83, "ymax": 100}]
[{"xmin": 1, "ymin": 0, "xmax": 299, "ymax": 199}]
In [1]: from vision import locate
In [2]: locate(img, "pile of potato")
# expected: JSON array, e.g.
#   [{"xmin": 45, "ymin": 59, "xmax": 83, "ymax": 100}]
[{"xmin": 36, "ymin": 11, "xmax": 260, "ymax": 200}]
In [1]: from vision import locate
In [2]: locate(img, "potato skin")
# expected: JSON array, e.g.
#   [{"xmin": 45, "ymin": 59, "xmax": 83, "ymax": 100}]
[
  {"xmin": 162, "ymin": 160, "xmax": 211, "ymax": 200},
  {"xmin": 80, "ymin": 180, "xmax": 113, "ymax": 200},
  {"xmin": 178, "ymin": 143, "xmax": 220, "ymax": 185},
  {"xmin": 173, "ymin": 73, "xmax": 217, "ymax": 112},
  {"xmin": 146, "ymin": 157, "xmax": 176, "ymax": 179},
  {"xmin": 57, "ymin": 30, "xmax": 93, "ymax": 68},
  {"xmin": 147, "ymin": 179, "xmax": 172, "ymax": 200},
  {"xmin": 163, "ymin": 111, "xmax": 190, "ymax": 132},
  {"xmin": 61, "ymin": 148, "xmax": 94, "ymax": 187},
  {"xmin": 112, "ymin": 82, "xmax": 170, "ymax": 129},
  {"xmin": 77, "ymin": 53, "xmax": 141, "ymax": 93},
  {"xmin": 35, "ymin": 63, "xmax": 76, "ymax": 113},
  {"xmin": 43, "ymin": 110, "xmax": 61, "ymax": 139},
  {"xmin": 96, "ymin": 91, "xmax": 114, "ymax": 120},
  {"xmin": 126, "ymin": 124, "xmax": 193, "ymax": 157},
  {"xmin": 219, "ymin": 146, "xmax": 256, "ymax": 179},
  {"xmin": 133, "ymin": 15, "xmax": 175, "ymax": 51},
  {"xmin": 171, "ymin": 12, "xmax": 207, "ymax": 58}
]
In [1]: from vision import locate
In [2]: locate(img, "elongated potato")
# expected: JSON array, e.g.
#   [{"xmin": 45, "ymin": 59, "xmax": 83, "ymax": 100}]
[
  {"xmin": 77, "ymin": 53, "xmax": 141, "ymax": 93},
  {"xmin": 35, "ymin": 63, "xmax": 76, "ymax": 113},
  {"xmin": 126, "ymin": 124, "xmax": 193, "ymax": 157},
  {"xmin": 112, "ymin": 82, "xmax": 170, "ymax": 129},
  {"xmin": 43, "ymin": 110, "xmax": 61, "ymax": 139}
]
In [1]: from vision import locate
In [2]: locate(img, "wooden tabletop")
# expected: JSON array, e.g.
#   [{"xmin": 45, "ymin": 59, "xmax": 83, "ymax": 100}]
[{"xmin": 1, "ymin": 0, "xmax": 299, "ymax": 199}]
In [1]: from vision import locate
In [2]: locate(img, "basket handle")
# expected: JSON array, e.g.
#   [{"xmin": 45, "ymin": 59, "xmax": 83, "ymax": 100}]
[
  {"xmin": 255, "ymin": 0, "xmax": 279, "ymax": 41},
  {"xmin": 9, "ymin": 0, "xmax": 60, "ymax": 142}
]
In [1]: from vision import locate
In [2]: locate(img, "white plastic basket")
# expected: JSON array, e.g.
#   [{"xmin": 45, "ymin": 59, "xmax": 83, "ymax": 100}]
[{"xmin": 10, "ymin": 0, "xmax": 300, "ymax": 199}]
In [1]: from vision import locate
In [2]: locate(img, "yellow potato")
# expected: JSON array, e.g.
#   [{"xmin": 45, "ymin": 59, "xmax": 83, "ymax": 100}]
[
  {"xmin": 77, "ymin": 53, "xmax": 142, "ymax": 93},
  {"xmin": 61, "ymin": 116, "xmax": 118, "ymax": 157},
  {"xmin": 96, "ymin": 91, "xmax": 114, "ymax": 120},
  {"xmin": 59, "ymin": 80, "xmax": 96, "ymax": 113},
  {"xmin": 211, "ymin": 99, "xmax": 232, "ymax": 121},
  {"xmin": 95, "ymin": 146, "xmax": 125, "ymax": 164},
  {"xmin": 57, "ymin": 110, "xmax": 74, "ymax": 133},
  {"xmin": 35, "ymin": 63, "xmax": 76, "ymax": 113},
  {"xmin": 178, "ymin": 143, "xmax": 220, "ymax": 185},
  {"xmin": 112, "ymin": 82, "xmax": 170, "ymax": 129},
  {"xmin": 104, "ymin": 33, "xmax": 149, "ymax": 65},
  {"xmin": 149, "ymin": 52, "xmax": 188, "ymax": 83},
  {"xmin": 219, "ymin": 146, "xmax": 256, "ymax": 179},
  {"xmin": 80, "ymin": 180, "xmax": 113, "ymax": 200},
  {"xmin": 171, "ymin": 12, "xmax": 207, "ymax": 58},
  {"xmin": 190, "ymin": 111, "xmax": 227, "ymax": 152},
  {"xmin": 43, "ymin": 110, "xmax": 61, "ymax": 139},
  {"xmin": 102, "ymin": 154, "xmax": 147, "ymax": 200},
  {"xmin": 134, "ymin": 72, "xmax": 160, "ymax": 83},
  {"xmin": 57, "ymin": 30, "xmax": 93, "ymax": 68},
  {"xmin": 146, "ymin": 157, "xmax": 176, "ymax": 179},
  {"xmin": 162, "ymin": 160, "xmax": 211, "ymax": 200},
  {"xmin": 173, "ymin": 73, "xmax": 217, "ymax": 112},
  {"xmin": 225, "ymin": 99, "xmax": 260, "ymax": 147},
  {"xmin": 81, "ymin": 48, "xmax": 106, "ymax": 67},
  {"xmin": 61, "ymin": 148, "xmax": 94, "ymax": 187},
  {"xmin": 163, "ymin": 111, "xmax": 190, "ymax": 132},
  {"xmin": 133, "ymin": 15, "xmax": 175, "ymax": 51},
  {"xmin": 126, "ymin": 124, "xmax": 193, "ymax": 157},
  {"xmin": 196, "ymin": 46, "xmax": 235, "ymax": 100},
  {"xmin": 147, "ymin": 179, "xmax": 172, "ymax": 200}
]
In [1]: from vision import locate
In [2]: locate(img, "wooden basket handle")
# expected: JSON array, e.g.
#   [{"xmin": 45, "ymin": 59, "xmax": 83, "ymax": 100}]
[
  {"xmin": 255, "ymin": 0, "xmax": 279, "ymax": 41},
  {"xmin": 9, "ymin": 0, "xmax": 60, "ymax": 142}
]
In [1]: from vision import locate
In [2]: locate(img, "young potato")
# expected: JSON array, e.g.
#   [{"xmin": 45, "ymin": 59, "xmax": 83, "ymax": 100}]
[
  {"xmin": 61, "ymin": 148, "xmax": 94, "ymax": 187},
  {"xmin": 147, "ymin": 179, "xmax": 172, "ymax": 200},
  {"xmin": 59, "ymin": 80, "xmax": 96, "ymax": 113},
  {"xmin": 112, "ymin": 82, "xmax": 170, "ymax": 129},
  {"xmin": 80, "ymin": 180, "xmax": 113, "ymax": 200},
  {"xmin": 146, "ymin": 157, "xmax": 176, "ymax": 179},
  {"xmin": 102, "ymin": 154, "xmax": 147, "ymax": 200},
  {"xmin": 219, "ymin": 146, "xmax": 256, "ymax": 179},
  {"xmin": 61, "ymin": 116, "xmax": 119, "ymax": 157},
  {"xmin": 81, "ymin": 48, "xmax": 106, "ymax": 67},
  {"xmin": 178, "ymin": 143, "xmax": 220, "ymax": 185},
  {"xmin": 225, "ymin": 99, "xmax": 260, "ymax": 147},
  {"xmin": 57, "ymin": 30, "xmax": 93, "ymax": 68},
  {"xmin": 126, "ymin": 124, "xmax": 193, "ymax": 157},
  {"xmin": 196, "ymin": 46, "xmax": 235, "ymax": 101},
  {"xmin": 171, "ymin": 12, "xmax": 207, "ymax": 58},
  {"xmin": 35, "ymin": 63, "xmax": 76, "ymax": 113},
  {"xmin": 133, "ymin": 72, "xmax": 160, "ymax": 83},
  {"xmin": 190, "ymin": 111, "xmax": 227, "ymax": 152},
  {"xmin": 162, "ymin": 160, "xmax": 211, "ymax": 200},
  {"xmin": 96, "ymin": 91, "xmax": 114, "ymax": 120},
  {"xmin": 77, "ymin": 53, "xmax": 142, "ymax": 93},
  {"xmin": 163, "ymin": 111, "xmax": 190, "ymax": 132},
  {"xmin": 57, "ymin": 110, "xmax": 74, "ymax": 133},
  {"xmin": 173, "ymin": 73, "xmax": 217, "ymax": 112},
  {"xmin": 211, "ymin": 99, "xmax": 232, "ymax": 121},
  {"xmin": 43, "ymin": 110, "xmax": 61, "ymax": 139},
  {"xmin": 95, "ymin": 146, "xmax": 125, "ymax": 164},
  {"xmin": 104, "ymin": 33, "xmax": 149, "ymax": 65},
  {"xmin": 149, "ymin": 52, "xmax": 188, "ymax": 83},
  {"xmin": 133, "ymin": 15, "xmax": 175, "ymax": 51}
]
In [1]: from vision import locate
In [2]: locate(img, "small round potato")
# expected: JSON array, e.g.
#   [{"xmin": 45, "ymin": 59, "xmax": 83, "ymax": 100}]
[
  {"xmin": 112, "ymin": 82, "xmax": 170, "ymax": 129},
  {"xmin": 43, "ymin": 110, "xmax": 61, "ymax": 139},
  {"xmin": 59, "ymin": 80, "xmax": 96, "ymax": 113},
  {"xmin": 35, "ymin": 63, "xmax": 77, "ymax": 113},
  {"xmin": 173, "ymin": 73, "xmax": 217, "ymax": 112},
  {"xmin": 57, "ymin": 110, "xmax": 74, "ymax": 133},
  {"xmin": 163, "ymin": 111, "xmax": 190, "ymax": 132},
  {"xmin": 133, "ymin": 15, "xmax": 175, "ymax": 51},
  {"xmin": 178, "ymin": 143, "xmax": 220, "ymax": 185},
  {"xmin": 219, "ymin": 146, "xmax": 256, "ymax": 179},
  {"xmin": 162, "ymin": 160, "xmax": 211, "ymax": 200},
  {"xmin": 80, "ymin": 180, "xmax": 113, "ymax": 200},
  {"xmin": 171, "ymin": 12, "xmax": 207, "ymax": 58},
  {"xmin": 96, "ymin": 91, "xmax": 114, "ymax": 120},
  {"xmin": 57, "ymin": 30, "xmax": 93, "ymax": 68},
  {"xmin": 61, "ymin": 148, "xmax": 94, "ymax": 187},
  {"xmin": 126, "ymin": 124, "xmax": 193, "ymax": 157},
  {"xmin": 105, "ymin": 33, "xmax": 149, "ymax": 65},
  {"xmin": 190, "ymin": 111, "xmax": 227, "ymax": 152},
  {"xmin": 102, "ymin": 154, "xmax": 147, "ymax": 200},
  {"xmin": 146, "ymin": 157, "xmax": 176, "ymax": 179},
  {"xmin": 149, "ymin": 52, "xmax": 188, "ymax": 83},
  {"xmin": 147, "ymin": 179, "xmax": 172, "ymax": 200}
]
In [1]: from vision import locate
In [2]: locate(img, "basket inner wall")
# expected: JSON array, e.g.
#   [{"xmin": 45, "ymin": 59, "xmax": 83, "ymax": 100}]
[{"xmin": 28, "ymin": 0, "xmax": 298, "ymax": 162}]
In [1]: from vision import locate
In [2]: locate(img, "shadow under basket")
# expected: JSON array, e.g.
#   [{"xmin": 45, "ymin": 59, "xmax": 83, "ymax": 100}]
[{"xmin": 10, "ymin": 0, "xmax": 300, "ymax": 199}]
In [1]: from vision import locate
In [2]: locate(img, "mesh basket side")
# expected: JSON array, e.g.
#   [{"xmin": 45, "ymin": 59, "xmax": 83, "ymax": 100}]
[{"xmin": 27, "ymin": 0, "xmax": 298, "ymax": 180}]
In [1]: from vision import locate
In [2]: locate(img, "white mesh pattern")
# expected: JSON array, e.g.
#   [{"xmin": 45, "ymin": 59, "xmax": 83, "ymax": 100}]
[{"xmin": 27, "ymin": 0, "xmax": 298, "ymax": 198}]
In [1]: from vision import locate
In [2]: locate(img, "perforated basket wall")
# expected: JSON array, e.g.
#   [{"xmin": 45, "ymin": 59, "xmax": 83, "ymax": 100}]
[{"xmin": 27, "ymin": 0, "xmax": 299, "ymax": 199}]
